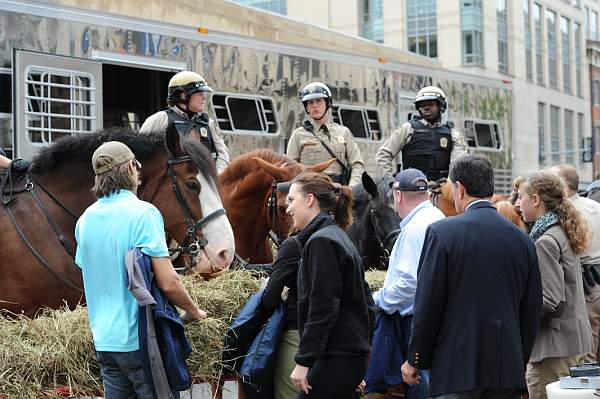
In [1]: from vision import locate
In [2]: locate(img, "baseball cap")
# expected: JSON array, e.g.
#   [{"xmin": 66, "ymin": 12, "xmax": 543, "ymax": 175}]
[
  {"xmin": 393, "ymin": 168, "xmax": 428, "ymax": 191},
  {"xmin": 91, "ymin": 141, "xmax": 137, "ymax": 176}
]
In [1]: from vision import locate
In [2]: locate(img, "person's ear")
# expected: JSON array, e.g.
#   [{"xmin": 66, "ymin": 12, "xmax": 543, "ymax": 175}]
[{"xmin": 531, "ymin": 193, "xmax": 541, "ymax": 207}]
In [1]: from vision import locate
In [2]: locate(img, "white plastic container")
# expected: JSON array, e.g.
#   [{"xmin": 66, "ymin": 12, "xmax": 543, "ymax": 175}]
[{"xmin": 547, "ymin": 380, "xmax": 597, "ymax": 399}]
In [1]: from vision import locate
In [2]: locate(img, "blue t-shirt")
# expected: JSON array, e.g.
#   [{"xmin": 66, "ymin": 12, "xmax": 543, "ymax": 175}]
[{"xmin": 75, "ymin": 190, "xmax": 169, "ymax": 352}]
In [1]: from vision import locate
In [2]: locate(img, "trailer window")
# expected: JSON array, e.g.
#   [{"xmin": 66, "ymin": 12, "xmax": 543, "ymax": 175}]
[
  {"xmin": 24, "ymin": 66, "xmax": 96, "ymax": 145},
  {"xmin": 0, "ymin": 71, "xmax": 11, "ymax": 157},
  {"xmin": 463, "ymin": 119, "xmax": 503, "ymax": 150},
  {"xmin": 331, "ymin": 106, "xmax": 381, "ymax": 140},
  {"xmin": 212, "ymin": 93, "xmax": 279, "ymax": 134}
]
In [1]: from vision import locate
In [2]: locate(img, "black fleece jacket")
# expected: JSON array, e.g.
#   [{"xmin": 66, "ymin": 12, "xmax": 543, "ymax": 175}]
[{"xmin": 294, "ymin": 213, "xmax": 374, "ymax": 367}]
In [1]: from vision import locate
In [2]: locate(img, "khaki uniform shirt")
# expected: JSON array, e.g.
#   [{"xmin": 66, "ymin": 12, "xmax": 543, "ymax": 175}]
[
  {"xmin": 286, "ymin": 119, "xmax": 365, "ymax": 187},
  {"xmin": 375, "ymin": 119, "xmax": 468, "ymax": 177},
  {"xmin": 139, "ymin": 107, "xmax": 230, "ymax": 174}
]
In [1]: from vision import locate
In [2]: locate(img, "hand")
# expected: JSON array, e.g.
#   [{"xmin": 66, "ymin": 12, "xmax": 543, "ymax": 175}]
[
  {"xmin": 355, "ymin": 380, "xmax": 366, "ymax": 392},
  {"xmin": 290, "ymin": 364, "xmax": 312, "ymax": 394},
  {"xmin": 401, "ymin": 361, "xmax": 421, "ymax": 385},
  {"xmin": 181, "ymin": 308, "xmax": 207, "ymax": 323}
]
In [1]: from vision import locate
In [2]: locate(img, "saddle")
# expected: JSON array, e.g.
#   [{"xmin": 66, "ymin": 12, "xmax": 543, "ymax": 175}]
[{"xmin": 1, "ymin": 159, "xmax": 32, "ymax": 205}]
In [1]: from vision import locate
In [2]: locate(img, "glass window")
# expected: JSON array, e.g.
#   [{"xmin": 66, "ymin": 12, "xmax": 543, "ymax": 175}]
[
  {"xmin": 524, "ymin": 0, "xmax": 533, "ymax": 82},
  {"xmin": 497, "ymin": 0, "xmax": 508, "ymax": 74},
  {"xmin": 24, "ymin": 66, "xmax": 96, "ymax": 146},
  {"xmin": 406, "ymin": 0, "xmax": 437, "ymax": 58},
  {"xmin": 463, "ymin": 119, "xmax": 503, "ymax": 150},
  {"xmin": 550, "ymin": 105, "xmax": 560, "ymax": 163},
  {"xmin": 593, "ymin": 10, "xmax": 599, "ymax": 40},
  {"xmin": 574, "ymin": 23, "xmax": 582, "ymax": 97},
  {"xmin": 331, "ymin": 106, "xmax": 381, "ymax": 140},
  {"xmin": 229, "ymin": 0, "xmax": 287, "ymax": 14},
  {"xmin": 564, "ymin": 109, "xmax": 574, "ymax": 164},
  {"xmin": 212, "ymin": 93, "xmax": 279, "ymax": 134},
  {"xmin": 578, "ymin": 112, "xmax": 584, "ymax": 165},
  {"xmin": 362, "ymin": 0, "xmax": 384, "ymax": 43},
  {"xmin": 535, "ymin": 4, "xmax": 544, "ymax": 85},
  {"xmin": 0, "ymin": 71, "xmax": 11, "ymax": 158},
  {"xmin": 461, "ymin": 0, "xmax": 484, "ymax": 65},
  {"xmin": 547, "ymin": 10, "xmax": 558, "ymax": 89},
  {"xmin": 562, "ymin": 17, "xmax": 571, "ymax": 94},
  {"xmin": 538, "ymin": 102, "xmax": 546, "ymax": 165}
]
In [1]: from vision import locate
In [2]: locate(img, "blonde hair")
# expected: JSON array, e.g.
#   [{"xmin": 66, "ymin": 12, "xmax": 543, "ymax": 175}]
[
  {"xmin": 524, "ymin": 171, "xmax": 589, "ymax": 255},
  {"xmin": 291, "ymin": 172, "xmax": 353, "ymax": 229},
  {"xmin": 91, "ymin": 157, "xmax": 138, "ymax": 198}
]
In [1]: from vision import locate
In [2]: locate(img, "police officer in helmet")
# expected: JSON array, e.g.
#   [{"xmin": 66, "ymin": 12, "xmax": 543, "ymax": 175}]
[
  {"xmin": 376, "ymin": 86, "xmax": 468, "ymax": 181},
  {"xmin": 286, "ymin": 82, "xmax": 364, "ymax": 187},
  {"xmin": 140, "ymin": 71, "xmax": 230, "ymax": 173}
]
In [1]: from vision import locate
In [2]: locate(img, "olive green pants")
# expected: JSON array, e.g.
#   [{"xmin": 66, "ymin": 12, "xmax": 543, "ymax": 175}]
[{"xmin": 274, "ymin": 329, "xmax": 301, "ymax": 399}]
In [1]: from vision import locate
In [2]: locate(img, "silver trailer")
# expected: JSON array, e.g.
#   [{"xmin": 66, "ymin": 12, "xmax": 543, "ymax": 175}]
[{"xmin": 0, "ymin": 0, "xmax": 514, "ymax": 192}]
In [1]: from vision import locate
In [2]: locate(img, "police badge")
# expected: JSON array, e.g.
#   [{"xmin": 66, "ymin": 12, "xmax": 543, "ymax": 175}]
[
  {"xmin": 440, "ymin": 137, "xmax": 448, "ymax": 148},
  {"xmin": 200, "ymin": 127, "xmax": 208, "ymax": 137},
  {"xmin": 337, "ymin": 135, "xmax": 345, "ymax": 144}
]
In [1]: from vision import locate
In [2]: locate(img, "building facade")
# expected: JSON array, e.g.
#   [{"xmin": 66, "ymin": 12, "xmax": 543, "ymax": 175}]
[{"xmin": 283, "ymin": 0, "xmax": 599, "ymax": 182}]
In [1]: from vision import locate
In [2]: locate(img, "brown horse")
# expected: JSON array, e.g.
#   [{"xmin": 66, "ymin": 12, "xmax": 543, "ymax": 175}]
[
  {"xmin": 219, "ymin": 150, "xmax": 332, "ymax": 263},
  {"xmin": 430, "ymin": 178, "xmax": 509, "ymax": 216},
  {"xmin": 0, "ymin": 127, "xmax": 225, "ymax": 317}
]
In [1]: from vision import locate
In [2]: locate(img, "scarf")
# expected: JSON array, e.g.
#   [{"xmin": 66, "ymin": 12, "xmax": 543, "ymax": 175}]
[{"xmin": 529, "ymin": 211, "xmax": 560, "ymax": 242}]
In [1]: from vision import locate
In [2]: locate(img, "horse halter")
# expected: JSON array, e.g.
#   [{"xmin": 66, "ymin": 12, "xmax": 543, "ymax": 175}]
[
  {"xmin": 267, "ymin": 181, "xmax": 289, "ymax": 248},
  {"xmin": 369, "ymin": 207, "xmax": 400, "ymax": 267},
  {"xmin": 428, "ymin": 177, "xmax": 448, "ymax": 208},
  {"xmin": 146, "ymin": 155, "xmax": 226, "ymax": 268}
]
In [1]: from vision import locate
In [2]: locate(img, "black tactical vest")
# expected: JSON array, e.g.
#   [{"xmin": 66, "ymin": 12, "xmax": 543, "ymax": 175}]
[
  {"xmin": 166, "ymin": 108, "xmax": 218, "ymax": 160},
  {"xmin": 400, "ymin": 118, "xmax": 454, "ymax": 181}
]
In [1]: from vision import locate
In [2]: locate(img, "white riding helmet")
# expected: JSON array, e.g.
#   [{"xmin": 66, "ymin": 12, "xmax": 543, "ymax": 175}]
[{"xmin": 414, "ymin": 86, "xmax": 447, "ymax": 112}]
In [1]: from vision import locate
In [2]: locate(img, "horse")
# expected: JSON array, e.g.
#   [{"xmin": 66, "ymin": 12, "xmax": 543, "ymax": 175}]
[
  {"xmin": 429, "ymin": 178, "xmax": 510, "ymax": 216},
  {"xmin": 219, "ymin": 149, "xmax": 333, "ymax": 264},
  {"xmin": 346, "ymin": 172, "xmax": 401, "ymax": 270},
  {"xmin": 0, "ymin": 127, "xmax": 229, "ymax": 317}
]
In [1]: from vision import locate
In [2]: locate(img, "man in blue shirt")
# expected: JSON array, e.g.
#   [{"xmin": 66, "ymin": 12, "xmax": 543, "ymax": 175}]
[
  {"xmin": 75, "ymin": 141, "xmax": 206, "ymax": 398},
  {"xmin": 365, "ymin": 168, "xmax": 445, "ymax": 398}
]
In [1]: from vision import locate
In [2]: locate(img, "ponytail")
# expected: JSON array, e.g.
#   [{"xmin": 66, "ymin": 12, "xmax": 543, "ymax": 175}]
[
  {"xmin": 556, "ymin": 198, "xmax": 589, "ymax": 255},
  {"xmin": 292, "ymin": 172, "xmax": 354, "ymax": 229}
]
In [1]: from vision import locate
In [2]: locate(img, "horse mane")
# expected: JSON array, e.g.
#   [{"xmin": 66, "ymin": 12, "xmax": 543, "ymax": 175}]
[
  {"xmin": 30, "ymin": 128, "xmax": 218, "ymax": 186},
  {"xmin": 220, "ymin": 149, "xmax": 302, "ymax": 185}
]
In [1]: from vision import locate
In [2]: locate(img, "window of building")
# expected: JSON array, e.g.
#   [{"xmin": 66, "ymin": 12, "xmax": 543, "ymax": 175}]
[
  {"xmin": 565, "ymin": 109, "xmax": 574, "ymax": 164},
  {"xmin": 212, "ymin": 93, "xmax": 279, "ymax": 134},
  {"xmin": 463, "ymin": 119, "xmax": 503, "ymax": 150},
  {"xmin": 229, "ymin": 0, "xmax": 287, "ymax": 14},
  {"xmin": 575, "ymin": 23, "xmax": 582, "ymax": 97},
  {"xmin": 524, "ymin": 0, "xmax": 533, "ymax": 82},
  {"xmin": 406, "ymin": 0, "xmax": 437, "ymax": 58},
  {"xmin": 535, "ymin": 4, "xmax": 544, "ymax": 85},
  {"xmin": 331, "ymin": 105, "xmax": 381, "ymax": 140},
  {"xmin": 538, "ymin": 102, "xmax": 546, "ymax": 165},
  {"xmin": 497, "ymin": 0, "xmax": 509, "ymax": 74},
  {"xmin": 578, "ymin": 112, "xmax": 584, "ymax": 164},
  {"xmin": 461, "ymin": 0, "xmax": 484, "ymax": 65},
  {"xmin": 550, "ymin": 105, "xmax": 560, "ymax": 163},
  {"xmin": 588, "ymin": 8, "xmax": 599, "ymax": 40},
  {"xmin": 362, "ymin": 0, "xmax": 384, "ymax": 43},
  {"xmin": 24, "ymin": 66, "xmax": 96, "ymax": 146},
  {"xmin": 547, "ymin": 10, "xmax": 558, "ymax": 89},
  {"xmin": 594, "ymin": 80, "xmax": 600, "ymax": 104},
  {"xmin": 561, "ymin": 17, "xmax": 571, "ymax": 94}
]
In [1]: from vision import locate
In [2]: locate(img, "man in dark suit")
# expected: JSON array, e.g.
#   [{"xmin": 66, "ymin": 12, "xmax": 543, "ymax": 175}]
[{"xmin": 401, "ymin": 154, "xmax": 543, "ymax": 399}]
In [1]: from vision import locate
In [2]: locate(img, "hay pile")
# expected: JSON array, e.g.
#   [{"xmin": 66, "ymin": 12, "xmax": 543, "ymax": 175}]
[
  {"xmin": 0, "ymin": 269, "xmax": 382, "ymax": 397},
  {"xmin": 365, "ymin": 269, "xmax": 387, "ymax": 291}
]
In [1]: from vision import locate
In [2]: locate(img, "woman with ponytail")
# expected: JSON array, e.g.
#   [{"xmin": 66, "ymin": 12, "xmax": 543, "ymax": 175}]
[
  {"xmin": 285, "ymin": 171, "xmax": 373, "ymax": 398},
  {"xmin": 517, "ymin": 171, "xmax": 592, "ymax": 399}
]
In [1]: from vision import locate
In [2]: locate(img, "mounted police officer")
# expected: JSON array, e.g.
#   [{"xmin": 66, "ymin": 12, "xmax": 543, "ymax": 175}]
[
  {"xmin": 140, "ymin": 71, "xmax": 230, "ymax": 173},
  {"xmin": 286, "ymin": 82, "xmax": 364, "ymax": 187},
  {"xmin": 376, "ymin": 86, "xmax": 468, "ymax": 181}
]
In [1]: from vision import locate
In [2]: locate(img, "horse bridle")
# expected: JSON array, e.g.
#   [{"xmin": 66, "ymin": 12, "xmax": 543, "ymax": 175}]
[
  {"xmin": 428, "ymin": 177, "xmax": 448, "ymax": 208},
  {"xmin": 369, "ymin": 207, "xmax": 400, "ymax": 268},
  {"xmin": 266, "ymin": 181, "xmax": 288, "ymax": 248},
  {"xmin": 143, "ymin": 155, "xmax": 226, "ymax": 269}
]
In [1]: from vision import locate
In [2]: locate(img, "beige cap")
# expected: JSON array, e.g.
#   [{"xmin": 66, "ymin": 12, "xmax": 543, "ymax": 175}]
[{"xmin": 91, "ymin": 141, "xmax": 136, "ymax": 175}]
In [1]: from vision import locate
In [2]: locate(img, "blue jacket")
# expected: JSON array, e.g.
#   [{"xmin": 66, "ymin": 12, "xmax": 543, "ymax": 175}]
[{"xmin": 126, "ymin": 249, "xmax": 192, "ymax": 396}]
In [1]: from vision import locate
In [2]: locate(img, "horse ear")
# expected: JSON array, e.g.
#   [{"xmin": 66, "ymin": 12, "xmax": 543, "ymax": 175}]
[
  {"xmin": 308, "ymin": 158, "xmax": 336, "ymax": 173},
  {"xmin": 253, "ymin": 157, "xmax": 288, "ymax": 182},
  {"xmin": 165, "ymin": 124, "xmax": 184, "ymax": 157},
  {"xmin": 362, "ymin": 171, "xmax": 379, "ymax": 199}
]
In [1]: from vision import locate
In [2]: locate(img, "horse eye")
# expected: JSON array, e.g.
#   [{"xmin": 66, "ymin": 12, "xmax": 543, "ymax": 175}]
[{"xmin": 185, "ymin": 180, "xmax": 201, "ymax": 192}]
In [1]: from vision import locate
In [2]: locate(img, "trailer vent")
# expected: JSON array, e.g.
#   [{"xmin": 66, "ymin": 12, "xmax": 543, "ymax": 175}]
[
  {"xmin": 212, "ymin": 93, "xmax": 279, "ymax": 134},
  {"xmin": 331, "ymin": 105, "xmax": 382, "ymax": 141}
]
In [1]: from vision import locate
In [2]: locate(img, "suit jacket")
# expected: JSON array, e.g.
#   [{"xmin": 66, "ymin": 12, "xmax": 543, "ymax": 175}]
[
  {"xmin": 407, "ymin": 201, "xmax": 543, "ymax": 396},
  {"xmin": 529, "ymin": 225, "xmax": 592, "ymax": 362}
]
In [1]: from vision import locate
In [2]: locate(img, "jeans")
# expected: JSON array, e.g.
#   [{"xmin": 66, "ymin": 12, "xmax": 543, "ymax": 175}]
[{"xmin": 96, "ymin": 350, "xmax": 180, "ymax": 399}]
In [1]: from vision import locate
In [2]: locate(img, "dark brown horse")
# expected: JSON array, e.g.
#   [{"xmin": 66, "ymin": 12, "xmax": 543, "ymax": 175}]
[
  {"xmin": 0, "ymin": 127, "xmax": 226, "ymax": 317},
  {"xmin": 219, "ymin": 150, "xmax": 332, "ymax": 263}
]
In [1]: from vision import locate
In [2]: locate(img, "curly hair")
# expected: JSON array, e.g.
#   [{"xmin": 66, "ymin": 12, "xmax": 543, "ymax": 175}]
[
  {"xmin": 291, "ymin": 172, "xmax": 353, "ymax": 229},
  {"xmin": 524, "ymin": 171, "xmax": 590, "ymax": 255}
]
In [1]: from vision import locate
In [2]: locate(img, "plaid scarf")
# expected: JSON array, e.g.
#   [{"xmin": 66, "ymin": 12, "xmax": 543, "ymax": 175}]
[{"xmin": 529, "ymin": 211, "xmax": 560, "ymax": 242}]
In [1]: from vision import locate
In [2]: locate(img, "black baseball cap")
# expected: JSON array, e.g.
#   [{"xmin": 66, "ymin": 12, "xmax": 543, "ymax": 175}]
[{"xmin": 393, "ymin": 168, "xmax": 428, "ymax": 191}]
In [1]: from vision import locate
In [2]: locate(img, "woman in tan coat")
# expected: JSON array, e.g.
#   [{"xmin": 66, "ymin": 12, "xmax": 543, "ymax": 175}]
[{"xmin": 517, "ymin": 171, "xmax": 592, "ymax": 399}]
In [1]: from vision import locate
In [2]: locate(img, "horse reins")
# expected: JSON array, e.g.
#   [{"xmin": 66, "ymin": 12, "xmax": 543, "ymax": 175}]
[{"xmin": 368, "ymin": 207, "xmax": 400, "ymax": 268}]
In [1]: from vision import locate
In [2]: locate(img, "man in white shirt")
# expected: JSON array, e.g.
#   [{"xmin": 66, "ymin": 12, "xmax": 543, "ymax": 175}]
[{"xmin": 365, "ymin": 168, "xmax": 445, "ymax": 399}]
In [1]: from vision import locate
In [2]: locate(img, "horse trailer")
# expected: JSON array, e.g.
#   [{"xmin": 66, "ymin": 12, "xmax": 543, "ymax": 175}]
[{"xmin": 0, "ymin": 0, "xmax": 514, "ymax": 192}]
